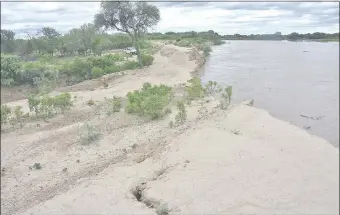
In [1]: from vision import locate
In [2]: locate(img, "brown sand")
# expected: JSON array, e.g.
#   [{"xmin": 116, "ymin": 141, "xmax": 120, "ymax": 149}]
[{"xmin": 1, "ymin": 44, "xmax": 338, "ymax": 215}]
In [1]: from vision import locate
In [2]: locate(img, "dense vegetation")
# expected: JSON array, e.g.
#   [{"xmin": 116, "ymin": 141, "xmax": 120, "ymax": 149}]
[
  {"xmin": 222, "ymin": 32, "xmax": 339, "ymax": 42},
  {"xmin": 147, "ymin": 30, "xmax": 225, "ymax": 45},
  {"xmin": 1, "ymin": 52, "xmax": 154, "ymax": 87},
  {"xmin": 1, "ymin": 26, "xmax": 222, "ymax": 89}
]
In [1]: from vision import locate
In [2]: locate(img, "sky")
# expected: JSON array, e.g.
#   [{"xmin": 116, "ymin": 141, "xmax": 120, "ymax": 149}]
[{"xmin": 1, "ymin": 1, "xmax": 339, "ymax": 37}]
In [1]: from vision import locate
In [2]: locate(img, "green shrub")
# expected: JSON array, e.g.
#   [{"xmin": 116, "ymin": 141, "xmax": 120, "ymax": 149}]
[
  {"xmin": 186, "ymin": 77, "xmax": 205, "ymax": 100},
  {"xmin": 105, "ymin": 53, "xmax": 126, "ymax": 62},
  {"xmin": 27, "ymin": 92, "xmax": 73, "ymax": 117},
  {"xmin": 125, "ymin": 83, "xmax": 172, "ymax": 120},
  {"xmin": 121, "ymin": 61, "xmax": 139, "ymax": 70},
  {"xmin": 87, "ymin": 99, "xmax": 95, "ymax": 106},
  {"xmin": 13, "ymin": 106, "xmax": 25, "ymax": 124},
  {"xmin": 20, "ymin": 61, "xmax": 58, "ymax": 86},
  {"xmin": 195, "ymin": 44, "xmax": 212, "ymax": 57},
  {"xmin": 203, "ymin": 46, "xmax": 212, "ymax": 56},
  {"xmin": 38, "ymin": 54, "xmax": 54, "ymax": 63},
  {"xmin": 175, "ymin": 40, "xmax": 191, "ymax": 47},
  {"xmin": 175, "ymin": 101, "xmax": 187, "ymax": 125},
  {"xmin": 220, "ymin": 86, "xmax": 233, "ymax": 109},
  {"xmin": 91, "ymin": 67, "xmax": 105, "ymax": 79},
  {"xmin": 1, "ymin": 56, "xmax": 21, "ymax": 86},
  {"xmin": 104, "ymin": 65, "xmax": 121, "ymax": 74},
  {"xmin": 53, "ymin": 92, "xmax": 73, "ymax": 113},
  {"xmin": 212, "ymin": 39, "xmax": 225, "ymax": 45},
  {"xmin": 87, "ymin": 55, "xmax": 114, "ymax": 69},
  {"xmin": 108, "ymin": 96, "xmax": 122, "ymax": 115},
  {"xmin": 28, "ymin": 94, "xmax": 41, "ymax": 115},
  {"xmin": 141, "ymin": 54, "xmax": 154, "ymax": 66},
  {"xmin": 39, "ymin": 95, "xmax": 56, "ymax": 118},
  {"xmin": 79, "ymin": 123, "xmax": 101, "ymax": 145},
  {"xmin": 205, "ymin": 80, "xmax": 222, "ymax": 95},
  {"xmin": 60, "ymin": 57, "xmax": 90, "ymax": 84},
  {"xmin": 1, "ymin": 105, "xmax": 11, "ymax": 123}
]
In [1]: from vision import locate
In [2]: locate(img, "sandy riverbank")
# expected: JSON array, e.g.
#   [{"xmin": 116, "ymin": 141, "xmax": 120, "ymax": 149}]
[{"xmin": 1, "ymin": 43, "xmax": 338, "ymax": 215}]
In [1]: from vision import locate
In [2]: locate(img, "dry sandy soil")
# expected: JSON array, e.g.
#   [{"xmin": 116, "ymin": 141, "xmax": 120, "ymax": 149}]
[{"xmin": 1, "ymin": 44, "xmax": 339, "ymax": 215}]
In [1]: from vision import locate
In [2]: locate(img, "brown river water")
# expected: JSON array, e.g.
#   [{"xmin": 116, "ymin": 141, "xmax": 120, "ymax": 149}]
[{"xmin": 200, "ymin": 40, "xmax": 339, "ymax": 147}]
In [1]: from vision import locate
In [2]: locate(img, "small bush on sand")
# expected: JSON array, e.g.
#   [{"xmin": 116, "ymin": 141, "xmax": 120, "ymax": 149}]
[
  {"xmin": 164, "ymin": 107, "xmax": 172, "ymax": 115},
  {"xmin": 125, "ymin": 83, "xmax": 172, "ymax": 120},
  {"xmin": 108, "ymin": 96, "xmax": 122, "ymax": 115},
  {"xmin": 79, "ymin": 123, "xmax": 102, "ymax": 145},
  {"xmin": 87, "ymin": 99, "xmax": 95, "ymax": 106},
  {"xmin": 175, "ymin": 100, "xmax": 187, "ymax": 125},
  {"xmin": 53, "ymin": 92, "xmax": 73, "ymax": 113},
  {"xmin": 156, "ymin": 203, "xmax": 170, "ymax": 215},
  {"xmin": 32, "ymin": 163, "xmax": 42, "ymax": 170},
  {"xmin": 28, "ymin": 94, "xmax": 41, "ymax": 115},
  {"xmin": 39, "ymin": 96, "xmax": 57, "ymax": 119},
  {"xmin": 220, "ymin": 86, "xmax": 233, "ymax": 109},
  {"xmin": 28, "ymin": 92, "xmax": 73, "ymax": 117},
  {"xmin": 12, "ymin": 106, "xmax": 25, "ymax": 124},
  {"xmin": 186, "ymin": 77, "xmax": 205, "ymax": 100},
  {"xmin": 1, "ymin": 105, "xmax": 12, "ymax": 123},
  {"xmin": 141, "ymin": 54, "xmax": 154, "ymax": 66},
  {"xmin": 205, "ymin": 80, "xmax": 221, "ymax": 95}
]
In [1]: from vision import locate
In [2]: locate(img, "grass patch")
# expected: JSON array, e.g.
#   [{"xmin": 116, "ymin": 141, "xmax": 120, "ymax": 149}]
[{"xmin": 125, "ymin": 83, "xmax": 173, "ymax": 120}]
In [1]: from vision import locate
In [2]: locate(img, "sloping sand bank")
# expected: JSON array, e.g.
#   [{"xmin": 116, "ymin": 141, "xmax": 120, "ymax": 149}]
[
  {"xmin": 18, "ymin": 104, "xmax": 339, "ymax": 215},
  {"xmin": 1, "ymin": 44, "xmax": 338, "ymax": 215}
]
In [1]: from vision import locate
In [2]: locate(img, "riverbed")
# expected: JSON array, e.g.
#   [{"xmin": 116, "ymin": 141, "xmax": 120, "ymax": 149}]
[{"xmin": 201, "ymin": 40, "xmax": 339, "ymax": 147}]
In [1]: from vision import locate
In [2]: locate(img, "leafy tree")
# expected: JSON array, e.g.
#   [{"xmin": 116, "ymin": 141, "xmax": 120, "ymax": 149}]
[
  {"xmin": 40, "ymin": 27, "xmax": 60, "ymax": 39},
  {"xmin": 287, "ymin": 32, "xmax": 303, "ymax": 41},
  {"xmin": 39, "ymin": 27, "xmax": 61, "ymax": 56},
  {"xmin": 80, "ymin": 23, "xmax": 99, "ymax": 54},
  {"xmin": 1, "ymin": 29, "xmax": 15, "ymax": 53},
  {"xmin": 94, "ymin": 1, "xmax": 160, "ymax": 67}
]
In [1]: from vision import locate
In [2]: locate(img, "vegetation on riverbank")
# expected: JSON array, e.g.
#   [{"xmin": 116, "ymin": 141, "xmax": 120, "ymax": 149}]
[
  {"xmin": 222, "ymin": 32, "xmax": 339, "ymax": 42},
  {"xmin": 1, "ymin": 52, "xmax": 154, "ymax": 87}
]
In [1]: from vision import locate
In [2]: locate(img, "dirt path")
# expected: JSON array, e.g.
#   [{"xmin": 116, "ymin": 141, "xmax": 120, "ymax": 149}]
[{"xmin": 1, "ymin": 44, "xmax": 338, "ymax": 215}]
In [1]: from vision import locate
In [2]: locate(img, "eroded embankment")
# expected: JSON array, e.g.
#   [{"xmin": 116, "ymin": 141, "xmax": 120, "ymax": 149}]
[{"xmin": 1, "ymin": 43, "xmax": 338, "ymax": 215}]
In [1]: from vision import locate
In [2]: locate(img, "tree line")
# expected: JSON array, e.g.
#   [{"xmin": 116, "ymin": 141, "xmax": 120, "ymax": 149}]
[
  {"xmin": 222, "ymin": 32, "xmax": 339, "ymax": 41},
  {"xmin": 1, "ymin": 26, "xmax": 133, "ymax": 57}
]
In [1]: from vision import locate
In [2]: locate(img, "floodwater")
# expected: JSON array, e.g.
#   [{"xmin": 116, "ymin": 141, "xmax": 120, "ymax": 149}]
[{"xmin": 200, "ymin": 40, "xmax": 339, "ymax": 147}]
